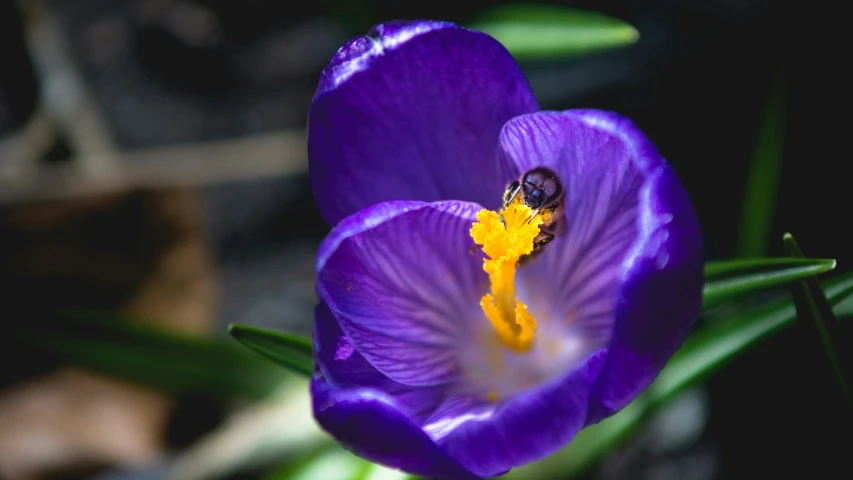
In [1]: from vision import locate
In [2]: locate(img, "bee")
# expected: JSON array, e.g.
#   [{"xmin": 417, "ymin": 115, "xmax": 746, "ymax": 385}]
[{"xmin": 503, "ymin": 166, "xmax": 566, "ymax": 263}]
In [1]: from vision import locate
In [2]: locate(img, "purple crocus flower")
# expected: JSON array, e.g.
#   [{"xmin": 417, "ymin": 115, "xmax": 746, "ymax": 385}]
[{"xmin": 308, "ymin": 20, "xmax": 703, "ymax": 479}]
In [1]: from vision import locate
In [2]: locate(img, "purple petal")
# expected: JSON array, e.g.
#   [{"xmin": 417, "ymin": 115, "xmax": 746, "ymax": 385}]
[
  {"xmin": 500, "ymin": 110, "xmax": 646, "ymax": 356},
  {"xmin": 316, "ymin": 200, "xmax": 488, "ymax": 387},
  {"xmin": 497, "ymin": 110, "xmax": 703, "ymax": 423},
  {"xmin": 311, "ymin": 374, "xmax": 477, "ymax": 479},
  {"xmin": 424, "ymin": 350, "xmax": 608, "ymax": 478},
  {"xmin": 586, "ymin": 150, "xmax": 704, "ymax": 422},
  {"xmin": 313, "ymin": 302, "xmax": 447, "ymax": 423},
  {"xmin": 309, "ymin": 20, "xmax": 539, "ymax": 225}
]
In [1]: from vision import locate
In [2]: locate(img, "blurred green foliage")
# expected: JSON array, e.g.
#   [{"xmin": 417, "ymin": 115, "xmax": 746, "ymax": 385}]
[
  {"xmin": 19, "ymin": 310, "xmax": 290, "ymax": 399},
  {"xmin": 468, "ymin": 4, "xmax": 639, "ymax": 60},
  {"xmin": 737, "ymin": 77, "xmax": 786, "ymax": 257},
  {"xmin": 230, "ymin": 323, "xmax": 314, "ymax": 376}
]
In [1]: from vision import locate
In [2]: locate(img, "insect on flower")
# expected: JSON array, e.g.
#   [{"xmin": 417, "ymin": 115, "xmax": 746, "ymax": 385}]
[
  {"xmin": 308, "ymin": 20, "xmax": 704, "ymax": 480},
  {"xmin": 503, "ymin": 166, "xmax": 566, "ymax": 264}
]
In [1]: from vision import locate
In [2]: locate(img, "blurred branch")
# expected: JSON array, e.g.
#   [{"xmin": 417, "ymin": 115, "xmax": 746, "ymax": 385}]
[
  {"xmin": 24, "ymin": 0, "xmax": 120, "ymax": 167},
  {"xmin": 0, "ymin": 129, "xmax": 307, "ymax": 203},
  {"xmin": 2, "ymin": 0, "xmax": 307, "ymax": 205}
]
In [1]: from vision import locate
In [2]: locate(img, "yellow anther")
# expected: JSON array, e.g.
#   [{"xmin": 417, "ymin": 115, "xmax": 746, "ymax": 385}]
[{"xmin": 470, "ymin": 197, "xmax": 551, "ymax": 353}]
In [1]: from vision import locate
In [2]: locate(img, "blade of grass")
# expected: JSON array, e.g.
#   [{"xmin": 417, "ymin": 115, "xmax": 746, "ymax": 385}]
[
  {"xmin": 703, "ymin": 257, "xmax": 835, "ymax": 307},
  {"xmin": 468, "ymin": 4, "xmax": 639, "ymax": 61},
  {"xmin": 784, "ymin": 233, "xmax": 852, "ymax": 404},
  {"xmin": 229, "ymin": 323, "xmax": 314, "ymax": 376},
  {"xmin": 736, "ymin": 75, "xmax": 785, "ymax": 257}
]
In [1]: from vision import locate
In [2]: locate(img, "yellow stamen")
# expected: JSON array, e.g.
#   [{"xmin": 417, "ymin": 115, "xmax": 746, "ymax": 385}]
[{"xmin": 469, "ymin": 196, "xmax": 551, "ymax": 353}]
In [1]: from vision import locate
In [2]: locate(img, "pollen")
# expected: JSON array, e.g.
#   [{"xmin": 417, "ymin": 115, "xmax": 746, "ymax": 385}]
[{"xmin": 470, "ymin": 196, "xmax": 551, "ymax": 353}]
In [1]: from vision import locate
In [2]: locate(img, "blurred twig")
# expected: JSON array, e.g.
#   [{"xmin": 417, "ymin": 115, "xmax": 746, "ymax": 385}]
[{"xmin": 2, "ymin": 0, "xmax": 307, "ymax": 205}]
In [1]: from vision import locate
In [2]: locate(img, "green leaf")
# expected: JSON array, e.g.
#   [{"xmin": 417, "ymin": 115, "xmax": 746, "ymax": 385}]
[
  {"xmin": 468, "ymin": 4, "xmax": 639, "ymax": 60},
  {"xmin": 784, "ymin": 233, "xmax": 852, "ymax": 403},
  {"xmin": 265, "ymin": 447, "xmax": 411, "ymax": 480},
  {"xmin": 655, "ymin": 278, "xmax": 848, "ymax": 406},
  {"xmin": 510, "ymin": 272, "xmax": 853, "ymax": 479},
  {"xmin": 736, "ymin": 75, "xmax": 785, "ymax": 257},
  {"xmin": 834, "ymin": 291, "xmax": 853, "ymax": 319},
  {"xmin": 269, "ymin": 449, "xmax": 365, "ymax": 480},
  {"xmin": 229, "ymin": 323, "xmax": 314, "ymax": 377},
  {"xmin": 703, "ymin": 257, "xmax": 836, "ymax": 307},
  {"xmin": 19, "ymin": 310, "xmax": 289, "ymax": 399}
]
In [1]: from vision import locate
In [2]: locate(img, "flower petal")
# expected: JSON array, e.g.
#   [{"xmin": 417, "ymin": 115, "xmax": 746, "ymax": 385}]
[
  {"xmin": 499, "ymin": 110, "xmax": 647, "ymax": 365},
  {"xmin": 313, "ymin": 302, "xmax": 446, "ymax": 423},
  {"xmin": 497, "ymin": 110, "xmax": 703, "ymax": 424},
  {"xmin": 424, "ymin": 350, "xmax": 608, "ymax": 478},
  {"xmin": 311, "ymin": 374, "xmax": 476, "ymax": 480},
  {"xmin": 309, "ymin": 20, "xmax": 539, "ymax": 225},
  {"xmin": 316, "ymin": 200, "xmax": 487, "ymax": 387},
  {"xmin": 586, "ymin": 139, "xmax": 703, "ymax": 422}
]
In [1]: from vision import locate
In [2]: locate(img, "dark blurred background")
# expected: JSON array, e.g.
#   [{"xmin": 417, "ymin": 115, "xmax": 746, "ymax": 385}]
[{"xmin": 1, "ymin": 0, "xmax": 848, "ymax": 479}]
